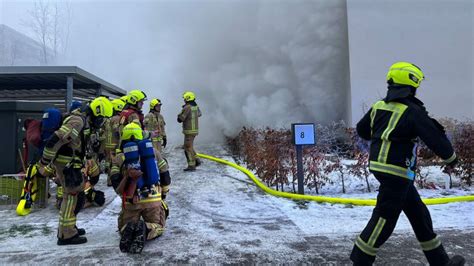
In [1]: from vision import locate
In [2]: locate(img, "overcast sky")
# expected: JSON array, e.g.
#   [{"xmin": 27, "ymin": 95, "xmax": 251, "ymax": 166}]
[
  {"xmin": 0, "ymin": 0, "xmax": 472, "ymax": 141},
  {"xmin": 347, "ymin": 0, "xmax": 473, "ymax": 121}
]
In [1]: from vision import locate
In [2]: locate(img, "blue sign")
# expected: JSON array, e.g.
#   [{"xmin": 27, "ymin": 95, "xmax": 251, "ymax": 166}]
[{"xmin": 292, "ymin": 123, "xmax": 316, "ymax": 145}]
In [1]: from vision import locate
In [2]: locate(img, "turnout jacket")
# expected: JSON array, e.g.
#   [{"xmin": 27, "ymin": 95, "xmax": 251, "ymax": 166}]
[
  {"xmin": 144, "ymin": 111, "xmax": 166, "ymax": 142},
  {"xmin": 118, "ymin": 107, "xmax": 144, "ymax": 147},
  {"xmin": 178, "ymin": 101, "xmax": 202, "ymax": 135},
  {"xmin": 42, "ymin": 109, "xmax": 86, "ymax": 166},
  {"xmin": 104, "ymin": 114, "xmax": 121, "ymax": 150},
  {"xmin": 120, "ymin": 107, "xmax": 144, "ymax": 129},
  {"xmin": 357, "ymin": 85, "xmax": 456, "ymax": 180}
]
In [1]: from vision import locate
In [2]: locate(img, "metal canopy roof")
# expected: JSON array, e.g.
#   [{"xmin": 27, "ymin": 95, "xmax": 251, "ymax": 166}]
[{"xmin": 0, "ymin": 66, "xmax": 127, "ymax": 110}]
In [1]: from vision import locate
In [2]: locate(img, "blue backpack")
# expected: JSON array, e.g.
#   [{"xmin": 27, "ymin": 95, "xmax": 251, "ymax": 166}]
[{"xmin": 41, "ymin": 108, "xmax": 63, "ymax": 143}]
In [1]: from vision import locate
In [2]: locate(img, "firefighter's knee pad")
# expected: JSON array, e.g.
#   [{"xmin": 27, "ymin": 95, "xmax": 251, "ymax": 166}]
[
  {"xmin": 89, "ymin": 174, "xmax": 100, "ymax": 186},
  {"xmin": 160, "ymin": 171, "xmax": 171, "ymax": 186},
  {"xmin": 111, "ymin": 174, "xmax": 121, "ymax": 190},
  {"xmin": 86, "ymin": 188, "xmax": 105, "ymax": 206},
  {"xmin": 92, "ymin": 189, "xmax": 105, "ymax": 206}
]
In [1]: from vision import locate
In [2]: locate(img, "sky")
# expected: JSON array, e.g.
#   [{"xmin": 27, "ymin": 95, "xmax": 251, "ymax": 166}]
[
  {"xmin": 347, "ymin": 0, "xmax": 473, "ymax": 121},
  {"xmin": 0, "ymin": 0, "xmax": 472, "ymax": 142}
]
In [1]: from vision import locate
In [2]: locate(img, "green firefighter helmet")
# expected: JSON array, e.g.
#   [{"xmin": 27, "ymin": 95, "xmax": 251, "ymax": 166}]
[
  {"xmin": 121, "ymin": 122, "xmax": 143, "ymax": 141},
  {"xmin": 111, "ymin": 99, "xmax": 126, "ymax": 112},
  {"xmin": 150, "ymin": 98, "xmax": 162, "ymax": 110},
  {"xmin": 120, "ymin": 95, "xmax": 128, "ymax": 103},
  {"xmin": 386, "ymin": 62, "xmax": 424, "ymax": 88},
  {"xmin": 89, "ymin": 97, "xmax": 113, "ymax": 117},
  {"xmin": 182, "ymin": 91, "xmax": 195, "ymax": 102},
  {"xmin": 127, "ymin": 90, "xmax": 147, "ymax": 105}
]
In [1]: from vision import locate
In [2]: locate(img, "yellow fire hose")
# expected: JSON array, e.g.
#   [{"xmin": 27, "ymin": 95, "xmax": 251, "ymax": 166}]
[{"xmin": 197, "ymin": 153, "xmax": 474, "ymax": 206}]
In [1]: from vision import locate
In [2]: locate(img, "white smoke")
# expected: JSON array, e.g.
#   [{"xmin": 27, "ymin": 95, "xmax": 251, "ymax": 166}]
[{"xmin": 198, "ymin": 0, "xmax": 352, "ymax": 140}]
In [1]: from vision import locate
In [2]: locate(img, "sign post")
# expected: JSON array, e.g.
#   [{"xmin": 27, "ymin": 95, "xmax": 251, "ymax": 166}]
[{"xmin": 291, "ymin": 123, "xmax": 316, "ymax": 195}]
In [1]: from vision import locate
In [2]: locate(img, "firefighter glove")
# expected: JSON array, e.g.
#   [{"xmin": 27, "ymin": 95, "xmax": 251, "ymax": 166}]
[
  {"xmin": 37, "ymin": 161, "xmax": 54, "ymax": 177},
  {"xmin": 162, "ymin": 136, "xmax": 167, "ymax": 148}
]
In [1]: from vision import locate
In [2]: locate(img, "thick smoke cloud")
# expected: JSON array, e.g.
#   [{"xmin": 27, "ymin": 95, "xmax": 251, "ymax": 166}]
[{"xmin": 9, "ymin": 0, "xmax": 351, "ymax": 143}]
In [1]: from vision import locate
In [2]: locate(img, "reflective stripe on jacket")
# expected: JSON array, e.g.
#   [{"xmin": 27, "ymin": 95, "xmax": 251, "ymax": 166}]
[{"xmin": 357, "ymin": 88, "xmax": 456, "ymax": 180}]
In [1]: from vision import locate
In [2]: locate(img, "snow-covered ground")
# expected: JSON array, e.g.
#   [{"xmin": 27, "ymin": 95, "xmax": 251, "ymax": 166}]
[{"xmin": 0, "ymin": 144, "xmax": 472, "ymax": 264}]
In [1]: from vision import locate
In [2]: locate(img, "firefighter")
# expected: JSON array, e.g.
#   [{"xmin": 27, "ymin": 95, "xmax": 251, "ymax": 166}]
[
  {"xmin": 104, "ymin": 98, "xmax": 126, "ymax": 186},
  {"xmin": 144, "ymin": 99, "xmax": 167, "ymax": 154},
  {"xmin": 178, "ymin": 91, "xmax": 202, "ymax": 171},
  {"xmin": 82, "ymin": 108, "xmax": 107, "ymax": 209},
  {"xmin": 120, "ymin": 90, "xmax": 147, "ymax": 131},
  {"xmin": 37, "ymin": 97, "xmax": 113, "ymax": 245},
  {"xmin": 144, "ymin": 98, "xmax": 171, "ymax": 199},
  {"xmin": 351, "ymin": 62, "xmax": 465, "ymax": 265},
  {"xmin": 110, "ymin": 123, "xmax": 167, "ymax": 254}
]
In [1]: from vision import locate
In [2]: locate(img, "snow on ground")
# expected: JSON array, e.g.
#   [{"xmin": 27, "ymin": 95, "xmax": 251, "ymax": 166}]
[
  {"xmin": 278, "ymin": 159, "xmax": 473, "ymax": 198},
  {"xmin": 0, "ymin": 144, "xmax": 472, "ymax": 264},
  {"xmin": 223, "ymin": 154, "xmax": 474, "ymax": 235}
]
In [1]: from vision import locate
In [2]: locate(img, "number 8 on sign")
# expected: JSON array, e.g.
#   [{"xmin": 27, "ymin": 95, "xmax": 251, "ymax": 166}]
[{"xmin": 292, "ymin": 123, "xmax": 315, "ymax": 146}]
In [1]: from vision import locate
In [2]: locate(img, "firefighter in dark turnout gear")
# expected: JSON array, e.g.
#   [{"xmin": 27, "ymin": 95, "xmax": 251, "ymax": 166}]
[
  {"xmin": 178, "ymin": 91, "xmax": 202, "ymax": 171},
  {"xmin": 350, "ymin": 62, "xmax": 464, "ymax": 266},
  {"xmin": 37, "ymin": 97, "xmax": 113, "ymax": 245}
]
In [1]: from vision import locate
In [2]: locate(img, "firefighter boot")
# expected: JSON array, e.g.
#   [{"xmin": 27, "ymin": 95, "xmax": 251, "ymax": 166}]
[
  {"xmin": 120, "ymin": 222, "xmax": 136, "ymax": 253},
  {"xmin": 74, "ymin": 226, "xmax": 86, "ymax": 236},
  {"xmin": 57, "ymin": 234, "xmax": 87, "ymax": 245},
  {"xmin": 183, "ymin": 166, "xmax": 196, "ymax": 172},
  {"xmin": 129, "ymin": 220, "xmax": 146, "ymax": 254},
  {"xmin": 447, "ymin": 255, "xmax": 466, "ymax": 266}
]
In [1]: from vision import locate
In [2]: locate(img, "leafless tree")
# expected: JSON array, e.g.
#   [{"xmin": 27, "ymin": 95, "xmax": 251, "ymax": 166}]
[
  {"xmin": 24, "ymin": 0, "xmax": 71, "ymax": 65},
  {"xmin": 9, "ymin": 40, "xmax": 19, "ymax": 65}
]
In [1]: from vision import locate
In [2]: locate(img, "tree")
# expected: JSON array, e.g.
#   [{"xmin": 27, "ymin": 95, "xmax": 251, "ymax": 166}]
[{"xmin": 24, "ymin": 0, "xmax": 71, "ymax": 65}]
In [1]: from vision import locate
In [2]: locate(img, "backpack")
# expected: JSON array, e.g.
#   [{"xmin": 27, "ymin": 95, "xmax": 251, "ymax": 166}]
[
  {"xmin": 24, "ymin": 119, "xmax": 42, "ymax": 148},
  {"xmin": 41, "ymin": 108, "xmax": 63, "ymax": 142},
  {"xmin": 22, "ymin": 108, "xmax": 62, "ymax": 164}
]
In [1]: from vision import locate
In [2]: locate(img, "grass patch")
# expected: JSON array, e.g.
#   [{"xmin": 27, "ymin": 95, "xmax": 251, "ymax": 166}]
[
  {"xmin": 9, "ymin": 224, "xmax": 36, "ymax": 236},
  {"xmin": 0, "ymin": 177, "xmax": 23, "ymax": 204},
  {"xmin": 0, "ymin": 224, "xmax": 52, "ymax": 240},
  {"xmin": 0, "ymin": 176, "xmax": 48, "ymax": 207}
]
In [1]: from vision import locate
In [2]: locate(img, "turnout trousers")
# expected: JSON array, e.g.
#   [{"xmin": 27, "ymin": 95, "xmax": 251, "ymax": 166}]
[
  {"xmin": 54, "ymin": 163, "xmax": 85, "ymax": 240},
  {"xmin": 184, "ymin": 134, "xmax": 198, "ymax": 167},
  {"xmin": 350, "ymin": 173, "xmax": 449, "ymax": 265},
  {"xmin": 152, "ymin": 140, "xmax": 170, "ymax": 197},
  {"xmin": 152, "ymin": 140, "xmax": 169, "ymax": 173},
  {"xmin": 118, "ymin": 202, "xmax": 167, "ymax": 241}
]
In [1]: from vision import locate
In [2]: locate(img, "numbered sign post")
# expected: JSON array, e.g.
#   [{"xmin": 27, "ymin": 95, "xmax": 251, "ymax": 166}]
[{"xmin": 292, "ymin": 123, "xmax": 316, "ymax": 195}]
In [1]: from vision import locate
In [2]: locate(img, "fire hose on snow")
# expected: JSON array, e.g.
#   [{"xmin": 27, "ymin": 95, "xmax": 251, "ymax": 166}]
[{"xmin": 197, "ymin": 153, "xmax": 474, "ymax": 206}]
